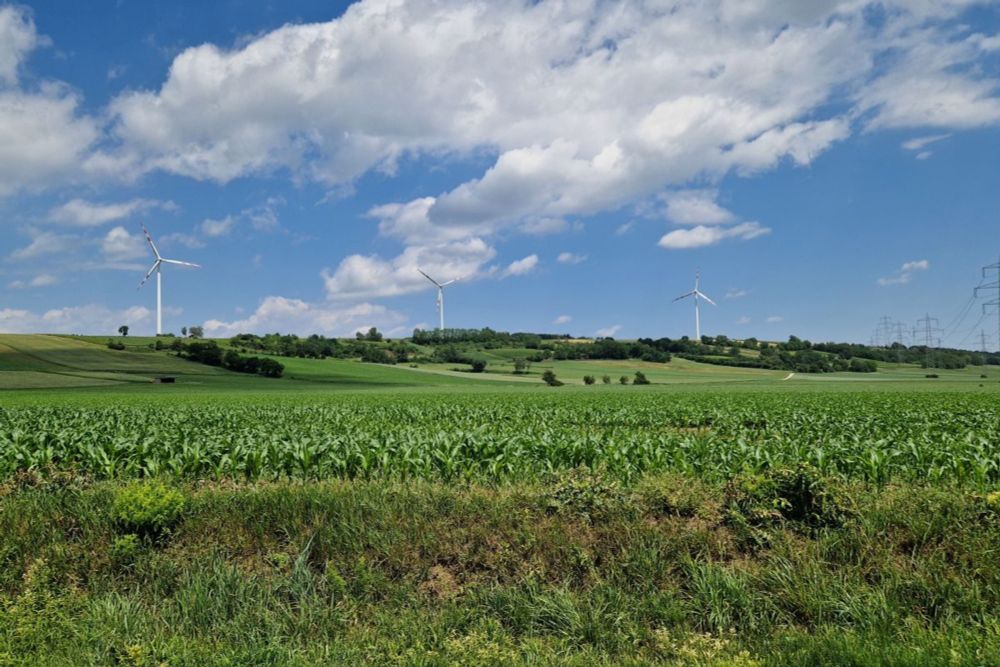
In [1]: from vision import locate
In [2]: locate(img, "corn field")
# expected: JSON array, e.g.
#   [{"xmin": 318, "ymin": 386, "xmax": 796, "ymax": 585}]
[{"xmin": 2, "ymin": 392, "xmax": 999, "ymax": 484}]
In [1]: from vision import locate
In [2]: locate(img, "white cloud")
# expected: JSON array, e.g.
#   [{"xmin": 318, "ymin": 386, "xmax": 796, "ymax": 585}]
[
  {"xmin": 9, "ymin": 230, "xmax": 74, "ymax": 260},
  {"xmin": 615, "ymin": 222, "xmax": 635, "ymax": 236},
  {"xmin": 160, "ymin": 232, "xmax": 205, "ymax": 249},
  {"xmin": 595, "ymin": 324, "xmax": 622, "ymax": 338},
  {"xmin": 8, "ymin": 273, "xmax": 57, "ymax": 289},
  {"xmin": 556, "ymin": 252, "xmax": 587, "ymax": 265},
  {"xmin": 0, "ymin": 303, "xmax": 151, "ymax": 334},
  {"xmin": 0, "ymin": 5, "xmax": 42, "ymax": 86},
  {"xmin": 203, "ymin": 296, "xmax": 406, "ymax": 337},
  {"xmin": 47, "ymin": 198, "xmax": 169, "ymax": 227},
  {"xmin": 98, "ymin": 0, "xmax": 1000, "ymax": 244},
  {"xmin": 878, "ymin": 259, "xmax": 930, "ymax": 286},
  {"xmin": 503, "ymin": 254, "xmax": 539, "ymax": 277},
  {"xmin": 726, "ymin": 288, "xmax": 749, "ymax": 299},
  {"xmin": 736, "ymin": 316, "xmax": 751, "ymax": 325},
  {"xmin": 901, "ymin": 134, "xmax": 951, "ymax": 151},
  {"xmin": 766, "ymin": 315, "xmax": 784, "ymax": 323},
  {"xmin": 664, "ymin": 190, "xmax": 736, "ymax": 225},
  {"xmin": 322, "ymin": 238, "xmax": 495, "ymax": 301},
  {"xmin": 101, "ymin": 226, "xmax": 146, "ymax": 261},
  {"xmin": 658, "ymin": 222, "xmax": 770, "ymax": 249},
  {"xmin": 554, "ymin": 314, "xmax": 572, "ymax": 325},
  {"xmin": 200, "ymin": 216, "xmax": 236, "ymax": 237}
]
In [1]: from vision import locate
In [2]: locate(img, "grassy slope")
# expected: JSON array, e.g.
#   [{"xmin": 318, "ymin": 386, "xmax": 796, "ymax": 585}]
[{"xmin": 2, "ymin": 476, "xmax": 999, "ymax": 665}]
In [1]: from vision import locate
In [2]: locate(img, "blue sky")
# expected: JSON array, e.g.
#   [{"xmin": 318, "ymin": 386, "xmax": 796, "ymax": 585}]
[{"xmin": 1, "ymin": 0, "xmax": 999, "ymax": 348}]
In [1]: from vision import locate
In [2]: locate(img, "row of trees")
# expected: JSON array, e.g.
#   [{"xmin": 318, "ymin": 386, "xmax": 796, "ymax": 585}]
[{"xmin": 175, "ymin": 340, "xmax": 284, "ymax": 378}]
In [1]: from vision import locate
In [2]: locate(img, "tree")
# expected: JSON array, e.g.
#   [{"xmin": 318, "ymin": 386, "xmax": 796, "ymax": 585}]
[
  {"xmin": 619, "ymin": 375, "xmax": 630, "ymax": 385},
  {"xmin": 188, "ymin": 326, "xmax": 204, "ymax": 339},
  {"xmin": 470, "ymin": 359, "xmax": 487, "ymax": 373},
  {"xmin": 117, "ymin": 325, "xmax": 129, "ymax": 337},
  {"xmin": 542, "ymin": 370, "xmax": 563, "ymax": 386},
  {"xmin": 513, "ymin": 358, "xmax": 530, "ymax": 375},
  {"xmin": 633, "ymin": 371, "xmax": 650, "ymax": 385},
  {"xmin": 602, "ymin": 375, "xmax": 611, "ymax": 384},
  {"xmin": 181, "ymin": 326, "xmax": 188, "ymax": 337}
]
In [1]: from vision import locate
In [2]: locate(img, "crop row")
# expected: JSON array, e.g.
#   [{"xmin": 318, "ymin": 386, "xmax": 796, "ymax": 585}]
[{"xmin": 1, "ymin": 392, "xmax": 999, "ymax": 484}]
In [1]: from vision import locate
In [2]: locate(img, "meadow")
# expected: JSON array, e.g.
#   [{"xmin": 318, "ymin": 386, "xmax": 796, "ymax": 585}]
[{"xmin": 3, "ymin": 334, "xmax": 1000, "ymax": 664}]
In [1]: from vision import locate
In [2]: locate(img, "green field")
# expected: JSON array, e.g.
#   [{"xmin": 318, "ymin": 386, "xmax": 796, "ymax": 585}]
[{"xmin": 3, "ymin": 333, "xmax": 1000, "ymax": 664}]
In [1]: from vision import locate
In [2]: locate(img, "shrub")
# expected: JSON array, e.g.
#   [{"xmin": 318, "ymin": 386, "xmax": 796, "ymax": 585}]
[
  {"xmin": 724, "ymin": 465, "xmax": 851, "ymax": 544},
  {"xmin": 111, "ymin": 481, "xmax": 186, "ymax": 538},
  {"xmin": 542, "ymin": 370, "xmax": 563, "ymax": 386},
  {"xmin": 470, "ymin": 359, "xmax": 487, "ymax": 373},
  {"xmin": 633, "ymin": 371, "xmax": 650, "ymax": 385},
  {"xmin": 106, "ymin": 339, "xmax": 126, "ymax": 351},
  {"xmin": 543, "ymin": 468, "xmax": 634, "ymax": 522},
  {"xmin": 583, "ymin": 375, "xmax": 596, "ymax": 385},
  {"xmin": 619, "ymin": 375, "xmax": 630, "ymax": 385},
  {"xmin": 602, "ymin": 375, "xmax": 611, "ymax": 384},
  {"xmin": 513, "ymin": 358, "xmax": 530, "ymax": 375}
]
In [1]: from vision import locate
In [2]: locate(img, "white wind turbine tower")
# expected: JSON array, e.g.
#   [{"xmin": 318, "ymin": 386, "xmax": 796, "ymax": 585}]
[
  {"xmin": 418, "ymin": 268, "xmax": 459, "ymax": 331},
  {"xmin": 138, "ymin": 224, "xmax": 201, "ymax": 335},
  {"xmin": 673, "ymin": 271, "xmax": 716, "ymax": 340}
]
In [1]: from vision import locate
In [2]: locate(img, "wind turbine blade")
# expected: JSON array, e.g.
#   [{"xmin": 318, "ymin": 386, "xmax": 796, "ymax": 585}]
[
  {"xmin": 138, "ymin": 260, "xmax": 160, "ymax": 289},
  {"xmin": 141, "ymin": 224, "xmax": 160, "ymax": 259},
  {"xmin": 697, "ymin": 291, "xmax": 717, "ymax": 306},
  {"xmin": 672, "ymin": 291, "xmax": 695, "ymax": 302},
  {"xmin": 439, "ymin": 279, "xmax": 457, "ymax": 287},
  {"xmin": 160, "ymin": 258, "xmax": 201, "ymax": 268},
  {"xmin": 418, "ymin": 268, "xmax": 441, "ymax": 288}
]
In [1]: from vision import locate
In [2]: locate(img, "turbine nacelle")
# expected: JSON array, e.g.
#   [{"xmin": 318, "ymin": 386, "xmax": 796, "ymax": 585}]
[{"xmin": 418, "ymin": 268, "xmax": 462, "ymax": 331}]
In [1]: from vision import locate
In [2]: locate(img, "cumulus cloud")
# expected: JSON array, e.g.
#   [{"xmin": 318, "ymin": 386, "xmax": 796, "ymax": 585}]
[
  {"xmin": 101, "ymin": 226, "xmax": 146, "ymax": 261},
  {"xmin": 554, "ymin": 314, "xmax": 572, "ymax": 325},
  {"xmin": 503, "ymin": 254, "xmax": 539, "ymax": 277},
  {"xmin": 322, "ymin": 238, "xmax": 495, "ymax": 301},
  {"xmin": 664, "ymin": 190, "xmax": 736, "ymax": 225},
  {"xmin": 726, "ymin": 288, "xmax": 749, "ymax": 299},
  {"xmin": 8, "ymin": 273, "xmax": 57, "ymax": 289},
  {"xmin": 47, "ymin": 198, "xmax": 169, "ymax": 226},
  {"xmin": 200, "ymin": 216, "xmax": 235, "ymax": 237},
  {"xmin": 595, "ymin": 324, "xmax": 622, "ymax": 338},
  {"xmin": 94, "ymin": 0, "xmax": 1000, "ymax": 244},
  {"xmin": 9, "ymin": 230, "xmax": 74, "ymax": 260},
  {"xmin": 557, "ymin": 252, "xmax": 587, "ymax": 265},
  {"xmin": 0, "ymin": 4, "xmax": 43, "ymax": 86},
  {"xmin": 766, "ymin": 315, "xmax": 784, "ymax": 323},
  {"xmin": 0, "ymin": 303, "xmax": 150, "ymax": 334},
  {"xmin": 658, "ymin": 222, "xmax": 770, "ymax": 249},
  {"xmin": 0, "ymin": 7, "xmax": 100, "ymax": 198},
  {"xmin": 203, "ymin": 296, "xmax": 406, "ymax": 337},
  {"xmin": 878, "ymin": 259, "xmax": 930, "ymax": 286}
]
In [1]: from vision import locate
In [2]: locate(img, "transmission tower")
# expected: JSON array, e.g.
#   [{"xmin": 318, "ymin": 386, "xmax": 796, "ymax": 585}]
[
  {"xmin": 873, "ymin": 315, "xmax": 896, "ymax": 347},
  {"xmin": 975, "ymin": 256, "xmax": 1000, "ymax": 353},
  {"xmin": 916, "ymin": 313, "xmax": 942, "ymax": 348}
]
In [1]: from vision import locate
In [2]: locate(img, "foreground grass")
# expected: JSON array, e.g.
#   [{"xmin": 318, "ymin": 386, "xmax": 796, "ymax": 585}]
[{"xmin": 3, "ymin": 472, "xmax": 1000, "ymax": 665}]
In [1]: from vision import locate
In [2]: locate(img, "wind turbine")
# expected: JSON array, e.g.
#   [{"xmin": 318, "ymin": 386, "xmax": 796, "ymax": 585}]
[
  {"xmin": 418, "ymin": 268, "xmax": 459, "ymax": 331},
  {"xmin": 673, "ymin": 271, "xmax": 716, "ymax": 340},
  {"xmin": 138, "ymin": 225, "xmax": 200, "ymax": 335}
]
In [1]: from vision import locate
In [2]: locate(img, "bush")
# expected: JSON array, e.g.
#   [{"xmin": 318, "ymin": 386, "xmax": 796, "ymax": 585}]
[
  {"xmin": 724, "ymin": 465, "xmax": 851, "ymax": 544},
  {"xmin": 542, "ymin": 370, "xmax": 563, "ymax": 386},
  {"xmin": 619, "ymin": 375, "xmax": 630, "ymax": 385},
  {"xmin": 633, "ymin": 371, "xmax": 650, "ymax": 385},
  {"xmin": 470, "ymin": 359, "xmax": 487, "ymax": 373},
  {"xmin": 106, "ymin": 339, "xmax": 126, "ymax": 350},
  {"xmin": 543, "ymin": 468, "xmax": 634, "ymax": 523},
  {"xmin": 513, "ymin": 358, "xmax": 530, "ymax": 375},
  {"xmin": 602, "ymin": 375, "xmax": 611, "ymax": 384},
  {"xmin": 111, "ymin": 481, "xmax": 186, "ymax": 538},
  {"xmin": 583, "ymin": 375, "xmax": 595, "ymax": 385}
]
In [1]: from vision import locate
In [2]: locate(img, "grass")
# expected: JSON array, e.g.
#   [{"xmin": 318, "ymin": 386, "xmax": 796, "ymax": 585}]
[
  {"xmin": 2, "ymin": 473, "xmax": 1000, "ymax": 664},
  {"xmin": 3, "ymin": 336, "xmax": 1000, "ymax": 663}
]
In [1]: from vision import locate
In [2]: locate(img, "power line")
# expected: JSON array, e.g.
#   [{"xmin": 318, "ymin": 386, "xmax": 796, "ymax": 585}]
[
  {"xmin": 975, "ymin": 256, "xmax": 1000, "ymax": 354},
  {"xmin": 916, "ymin": 313, "xmax": 942, "ymax": 348}
]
